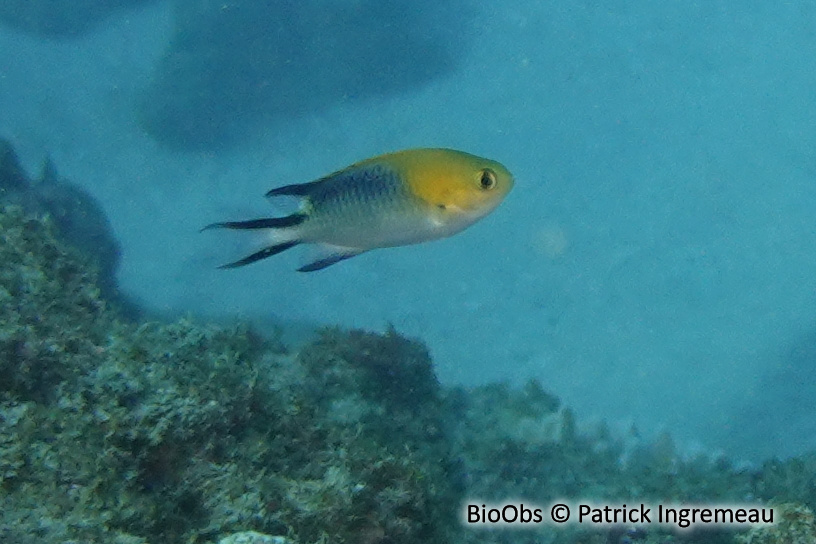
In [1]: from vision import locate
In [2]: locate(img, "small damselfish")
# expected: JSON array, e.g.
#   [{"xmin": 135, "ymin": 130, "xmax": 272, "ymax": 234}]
[{"xmin": 204, "ymin": 148, "xmax": 513, "ymax": 272}]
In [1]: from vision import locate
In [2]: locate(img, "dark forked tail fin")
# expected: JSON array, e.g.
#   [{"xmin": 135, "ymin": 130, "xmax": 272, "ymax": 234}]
[
  {"xmin": 201, "ymin": 212, "xmax": 307, "ymax": 231},
  {"xmin": 202, "ymin": 212, "xmax": 306, "ymax": 268}
]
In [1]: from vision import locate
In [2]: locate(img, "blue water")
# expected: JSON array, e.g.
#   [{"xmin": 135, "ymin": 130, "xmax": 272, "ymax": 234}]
[{"xmin": 1, "ymin": 0, "xmax": 815, "ymax": 460}]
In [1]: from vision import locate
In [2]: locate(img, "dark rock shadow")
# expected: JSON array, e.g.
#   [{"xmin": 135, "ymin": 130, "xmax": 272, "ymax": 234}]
[
  {"xmin": 0, "ymin": 0, "xmax": 156, "ymax": 38},
  {"xmin": 137, "ymin": 0, "xmax": 470, "ymax": 150},
  {"xmin": 722, "ymin": 325, "xmax": 816, "ymax": 459}
]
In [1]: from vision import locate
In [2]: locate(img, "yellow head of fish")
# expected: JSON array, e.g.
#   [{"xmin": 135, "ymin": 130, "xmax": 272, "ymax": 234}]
[
  {"xmin": 204, "ymin": 148, "xmax": 513, "ymax": 271},
  {"xmin": 376, "ymin": 147, "xmax": 514, "ymax": 222}
]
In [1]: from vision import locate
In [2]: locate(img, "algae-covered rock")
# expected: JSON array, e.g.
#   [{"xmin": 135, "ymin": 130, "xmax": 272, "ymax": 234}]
[
  {"xmin": 263, "ymin": 326, "xmax": 458, "ymax": 544},
  {"xmin": 0, "ymin": 205, "xmax": 112, "ymax": 402},
  {"xmin": 6, "ymin": 204, "xmax": 816, "ymax": 544},
  {"xmin": 0, "ymin": 139, "xmax": 131, "ymax": 316},
  {"xmin": 302, "ymin": 325, "xmax": 441, "ymax": 413},
  {"xmin": 0, "ymin": 205, "xmax": 457, "ymax": 544},
  {"xmin": 218, "ymin": 533, "xmax": 292, "ymax": 544},
  {"xmin": 751, "ymin": 454, "xmax": 816, "ymax": 512},
  {"xmin": 736, "ymin": 503, "xmax": 816, "ymax": 544},
  {"xmin": 0, "ymin": 205, "xmax": 263, "ymax": 541}
]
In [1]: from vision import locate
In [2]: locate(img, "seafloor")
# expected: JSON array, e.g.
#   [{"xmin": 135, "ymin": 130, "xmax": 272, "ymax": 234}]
[{"xmin": 1, "ymin": 145, "xmax": 815, "ymax": 544}]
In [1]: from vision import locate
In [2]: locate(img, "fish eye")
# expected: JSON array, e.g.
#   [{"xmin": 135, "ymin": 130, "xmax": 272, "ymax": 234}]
[{"xmin": 479, "ymin": 169, "xmax": 497, "ymax": 190}]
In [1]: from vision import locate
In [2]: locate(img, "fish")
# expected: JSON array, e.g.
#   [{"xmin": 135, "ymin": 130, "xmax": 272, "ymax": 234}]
[{"xmin": 203, "ymin": 148, "xmax": 513, "ymax": 272}]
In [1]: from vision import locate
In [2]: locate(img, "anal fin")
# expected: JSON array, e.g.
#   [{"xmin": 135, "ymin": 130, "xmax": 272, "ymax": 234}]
[{"xmin": 298, "ymin": 246, "xmax": 364, "ymax": 272}]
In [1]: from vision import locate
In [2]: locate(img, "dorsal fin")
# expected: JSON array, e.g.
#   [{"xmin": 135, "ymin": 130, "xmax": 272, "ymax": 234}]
[{"xmin": 266, "ymin": 179, "xmax": 324, "ymax": 198}]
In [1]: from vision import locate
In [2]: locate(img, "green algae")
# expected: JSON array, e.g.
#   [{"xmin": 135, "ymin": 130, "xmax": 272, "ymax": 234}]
[{"xmin": 0, "ymin": 206, "xmax": 111, "ymax": 403}]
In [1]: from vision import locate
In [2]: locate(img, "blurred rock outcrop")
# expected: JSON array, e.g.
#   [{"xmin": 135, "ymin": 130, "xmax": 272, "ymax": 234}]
[
  {"xmin": 0, "ymin": 0, "xmax": 154, "ymax": 38},
  {"xmin": 0, "ymin": 0, "xmax": 468, "ymax": 150},
  {"xmin": 138, "ymin": 0, "xmax": 465, "ymax": 149}
]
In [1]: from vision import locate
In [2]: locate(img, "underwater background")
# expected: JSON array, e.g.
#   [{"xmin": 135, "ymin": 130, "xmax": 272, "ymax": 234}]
[{"xmin": 2, "ymin": 1, "xmax": 816, "ymax": 543}]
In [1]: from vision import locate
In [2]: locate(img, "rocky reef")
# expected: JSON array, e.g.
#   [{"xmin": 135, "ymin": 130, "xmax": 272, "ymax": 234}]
[
  {"xmin": 0, "ymin": 138, "xmax": 136, "ymax": 317},
  {"xmin": 0, "ymin": 204, "xmax": 455, "ymax": 544},
  {"xmin": 735, "ymin": 503, "xmax": 816, "ymax": 544},
  {"xmin": 2, "ymin": 202, "xmax": 816, "ymax": 544}
]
